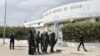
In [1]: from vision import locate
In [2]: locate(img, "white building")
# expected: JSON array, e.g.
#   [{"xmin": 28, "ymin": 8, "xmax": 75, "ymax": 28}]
[
  {"xmin": 24, "ymin": 0, "xmax": 100, "ymax": 46},
  {"xmin": 24, "ymin": 19, "xmax": 44, "ymax": 33}
]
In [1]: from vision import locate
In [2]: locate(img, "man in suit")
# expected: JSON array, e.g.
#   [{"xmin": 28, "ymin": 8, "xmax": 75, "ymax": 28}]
[
  {"xmin": 77, "ymin": 35, "xmax": 87, "ymax": 52},
  {"xmin": 9, "ymin": 32, "xmax": 15, "ymax": 50},
  {"xmin": 28, "ymin": 30, "xmax": 35, "ymax": 55},
  {"xmin": 40, "ymin": 33, "xmax": 44, "ymax": 53},
  {"xmin": 35, "ymin": 31, "xmax": 41, "ymax": 53},
  {"xmin": 49, "ymin": 32, "xmax": 57, "ymax": 53},
  {"xmin": 43, "ymin": 32, "xmax": 49, "ymax": 53}
]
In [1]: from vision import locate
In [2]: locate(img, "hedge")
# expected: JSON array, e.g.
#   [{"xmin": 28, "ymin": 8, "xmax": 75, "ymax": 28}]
[
  {"xmin": 61, "ymin": 22, "xmax": 100, "ymax": 43},
  {"xmin": 0, "ymin": 26, "xmax": 35, "ymax": 40}
]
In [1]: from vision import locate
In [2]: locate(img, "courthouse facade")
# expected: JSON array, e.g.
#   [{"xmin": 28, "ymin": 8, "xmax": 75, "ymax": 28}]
[{"xmin": 24, "ymin": 0, "xmax": 100, "ymax": 46}]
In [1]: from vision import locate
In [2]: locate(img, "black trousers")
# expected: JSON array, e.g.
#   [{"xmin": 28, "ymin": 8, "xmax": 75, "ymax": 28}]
[
  {"xmin": 43, "ymin": 44, "xmax": 48, "ymax": 53},
  {"xmin": 10, "ymin": 42, "xmax": 14, "ymax": 49},
  {"xmin": 28, "ymin": 45, "xmax": 35, "ymax": 55},
  {"xmin": 50, "ymin": 43, "xmax": 55, "ymax": 52},
  {"xmin": 78, "ymin": 42, "xmax": 87, "ymax": 51},
  {"xmin": 41, "ymin": 43, "xmax": 43, "ymax": 52},
  {"xmin": 50, "ymin": 45, "xmax": 54, "ymax": 52},
  {"xmin": 50, "ymin": 41, "xmax": 56, "ymax": 52},
  {"xmin": 36, "ymin": 44, "xmax": 40, "ymax": 53}
]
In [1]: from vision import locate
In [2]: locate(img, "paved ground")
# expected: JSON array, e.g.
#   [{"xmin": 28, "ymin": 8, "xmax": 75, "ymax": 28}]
[
  {"xmin": 0, "ymin": 43, "xmax": 100, "ymax": 56},
  {"xmin": 0, "ymin": 39, "xmax": 100, "ymax": 56}
]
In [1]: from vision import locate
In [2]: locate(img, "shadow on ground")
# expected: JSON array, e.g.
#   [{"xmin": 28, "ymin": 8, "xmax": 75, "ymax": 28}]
[
  {"xmin": 14, "ymin": 49, "xmax": 26, "ymax": 50},
  {"xmin": 30, "ymin": 49, "xmax": 64, "ymax": 55},
  {"xmin": 15, "ymin": 46, "xmax": 28, "ymax": 47}
]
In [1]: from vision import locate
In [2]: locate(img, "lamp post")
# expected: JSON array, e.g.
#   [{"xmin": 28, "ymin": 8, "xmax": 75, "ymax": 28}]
[{"xmin": 3, "ymin": 0, "xmax": 7, "ymax": 44}]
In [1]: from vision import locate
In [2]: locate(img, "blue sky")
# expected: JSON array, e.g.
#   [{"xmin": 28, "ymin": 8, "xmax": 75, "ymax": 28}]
[{"xmin": 0, "ymin": 0, "xmax": 87, "ymax": 26}]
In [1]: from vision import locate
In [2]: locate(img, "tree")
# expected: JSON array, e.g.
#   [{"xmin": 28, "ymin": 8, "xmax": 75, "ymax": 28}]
[
  {"xmin": 61, "ymin": 22, "xmax": 100, "ymax": 42},
  {"xmin": 0, "ymin": 26, "xmax": 35, "ymax": 40}
]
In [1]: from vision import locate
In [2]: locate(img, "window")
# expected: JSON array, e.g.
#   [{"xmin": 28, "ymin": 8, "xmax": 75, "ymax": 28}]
[
  {"xmin": 45, "ymin": 14, "xmax": 47, "ymax": 16},
  {"xmin": 52, "ymin": 10, "xmax": 56, "ymax": 13},
  {"xmin": 59, "ymin": 37, "xmax": 61, "ymax": 39},
  {"xmin": 96, "ymin": 18, "xmax": 100, "ymax": 21},
  {"xmin": 49, "ymin": 12, "xmax": 51, "ymax": 15},
  {"xmin": 45, "ymin": 11, "xmax": 52, "ymax": 16},
  {"xmin": 70, "ymin": 4, "xmax": 82, "ymax": 10},
  {"xmin": 64, "ymin": 7, "xmax": 67, "ymax": 11},
  {"xmin": 76, "ymin": 19, "xmax": 85, "ymax": 22},
  {"xmin": 38, "ymin": 23, "xmax": 40, "ymax": 25},
  {"xmin": 52, "ymin": 8, "xmax": 61, "ymax": 13},
  {"xmin": 57, "ymin": 8, "xmax": 61, "ymax": 12}
]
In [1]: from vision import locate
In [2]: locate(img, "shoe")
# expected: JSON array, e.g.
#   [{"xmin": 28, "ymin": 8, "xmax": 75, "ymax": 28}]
[
  {"xmin": 38, "ymin": 52, "xmax": 41, "ymax": 54},
  {"xmin": 50, "ymin": 50, "xmax": 54, "ymax": 53},
  {"xmin": 85, "ymin": 50, "xmax": 87, "ymax": 52}
]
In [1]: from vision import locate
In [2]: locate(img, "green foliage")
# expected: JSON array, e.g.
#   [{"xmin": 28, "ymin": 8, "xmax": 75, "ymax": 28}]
[
  {"xmin": 61, "ymin": 22, "xmax": 100, "ymax": 42},
  {"xmin": 0, "ymin": 26, "xmax": 35, "ymax": 40}
]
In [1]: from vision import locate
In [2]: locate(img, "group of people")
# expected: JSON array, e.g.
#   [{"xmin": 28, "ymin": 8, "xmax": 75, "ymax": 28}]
[
  {"xmin": 9, "ymin": 30, "xmax": 87, "ymax": 55},
  {"xmin": 9, "ymin": 30, "xmax": 57, "ymax": 55},
  {"xmin": 28, "ymin": 30, "xmax": 57, "ymax": 55}
]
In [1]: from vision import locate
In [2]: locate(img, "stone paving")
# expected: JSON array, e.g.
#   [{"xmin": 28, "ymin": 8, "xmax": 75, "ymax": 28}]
[{"xmin": 0, "ymin": 43, "xmax": 100, "ymax": 56}]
